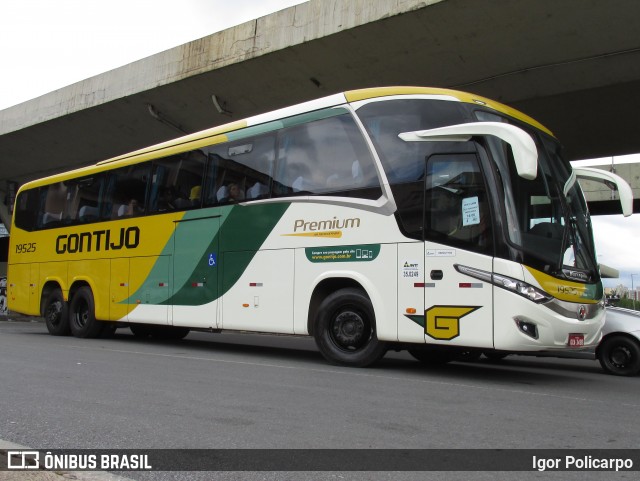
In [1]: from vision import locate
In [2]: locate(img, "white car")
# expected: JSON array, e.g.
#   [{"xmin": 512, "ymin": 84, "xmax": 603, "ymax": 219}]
[
  {"xmin": 596, "ymin": 307, "xmax": 640, "ymax": 376},
  {"xmin": 475, "ymin": 306, "xmax": 640, "ymax": 376}
]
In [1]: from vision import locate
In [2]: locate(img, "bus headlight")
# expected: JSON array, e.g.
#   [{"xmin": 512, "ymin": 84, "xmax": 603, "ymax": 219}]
[{"xmin": 455, "ymin": 264, "xmax": 552, "ymax": 304}]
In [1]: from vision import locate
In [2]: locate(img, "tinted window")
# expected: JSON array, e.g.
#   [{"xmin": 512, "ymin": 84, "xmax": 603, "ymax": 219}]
[
  {"xmin": 273, "ymin": 113, "xmax": 382, "ymax": 199},
  {"xmin": 425, "ymin": 153, "xmax": 493, "ymax": 254},
  {"xmin": 68, "ymin": 175, "xmax": 106, "ymax": 224},
  {"xmin": 205, "ymin": 134, "xmax": 276, "ymax": 206},
  {"xmin": 104, "ymin": 164, "xmax": 151, "ymax": 219},
  {"xmin": 149, "ymin": 151, "xmax": 206, "ymax": 213},
  {"xmin": 356, "ymin": 99, "xmax": 468, "ymax": 184},
  {"xmin": 14, "ymin": 189, "xmax": 41, "ymax": 231}
]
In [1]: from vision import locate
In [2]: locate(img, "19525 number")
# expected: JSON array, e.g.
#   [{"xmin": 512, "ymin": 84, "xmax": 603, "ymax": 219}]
[{"xmin": 15, "ymin": 242, "xmax": 37, "ymax": 254}]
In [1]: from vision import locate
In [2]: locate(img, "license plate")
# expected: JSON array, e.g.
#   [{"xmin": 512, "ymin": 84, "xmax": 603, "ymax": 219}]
[{"xmin": 568, "ymin": 333, "xmax": 584, "ymax": 347}]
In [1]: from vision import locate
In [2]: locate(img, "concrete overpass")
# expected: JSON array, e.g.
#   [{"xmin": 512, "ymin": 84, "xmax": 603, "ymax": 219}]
[{"xmin": 1, "ymin": 0, "xmax": 640, "ymax": 228}]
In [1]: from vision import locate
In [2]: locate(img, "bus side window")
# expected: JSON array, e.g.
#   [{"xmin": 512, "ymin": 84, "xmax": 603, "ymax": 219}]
[
  {"xmin": 42, "ymin": 182, "xmax": 67, "ymax": 226},
  {"xmin": 104, "ymin": 165, "xmax": 150, "ymax": 219},
  {"xmin": 14, "ymin": 189, "xmax": 41, "ymax": 232},
  {"xmin": 73, "ymin": 175, "xmax": 105, "ymax": 223},
  {"xmin": 149, "ymin": 150, "xmax": 206, "ymax": 213},
  {"xmin": 204, "ymin": 133, "xmax": 276, "ymax": 206},
  {"xmin": 273, "ymin": 113, "xmax": 382, "ymax": 199},
  {"xmin": 425, "ymin": 153, "xmax": 492, "ymax": 253}
]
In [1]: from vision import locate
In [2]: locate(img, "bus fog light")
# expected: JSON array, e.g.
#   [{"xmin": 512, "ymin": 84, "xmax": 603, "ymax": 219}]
[{"xmin": 514, "ymin": 318, "xmax": 538, "ymax": 339}]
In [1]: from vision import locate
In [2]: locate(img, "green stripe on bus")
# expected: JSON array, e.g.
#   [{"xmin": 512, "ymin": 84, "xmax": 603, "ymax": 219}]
[
  {"xmin": 225, "ymin": 107, "xmax": 349, "ymax": 142},
  {"xmin": 125, "ymin": 202, "xmax": 290, "ymax": 307}
]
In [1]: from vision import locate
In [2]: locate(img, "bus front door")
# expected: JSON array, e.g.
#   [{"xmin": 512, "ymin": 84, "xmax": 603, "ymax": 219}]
[
  {"xmin": 422, "ymin": 152, "xmax": 494, "ymax": 349},
  {"xmin": 422, "ymin": 245, "xmax": 493, "ymax": 349}
]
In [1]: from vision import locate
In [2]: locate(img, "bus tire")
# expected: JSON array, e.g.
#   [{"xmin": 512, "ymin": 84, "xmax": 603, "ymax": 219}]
[
  {"xmin": 43, "ymin": 288, "xmax": 70, "ymax": 336},
  {"xmin": 68, "ymin": 286, "xmax": 103, "ymax": 338},
  {"xmin": 408, "ymin": 346, "xmax": 456, "ymax": 365},
  {"xmin": 313, "ymin": 287, "xmax": 387, "ymax": 367},
  {"xmin": 151, "ymin": 326, "xmax": 190, "ymax": 340},
  {"xmin": 597, "ymin": 335, "xmax": 640, "ymax": 376},
  {"xmin": 483, "ymin": 351, "xmax": 509, "ymax": 362},
  {"xmin": 129, "ymin": 323, "xmax": 154, "ymax": 338}
]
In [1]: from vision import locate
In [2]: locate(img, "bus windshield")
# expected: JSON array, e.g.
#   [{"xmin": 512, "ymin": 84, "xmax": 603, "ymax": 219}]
[
  {"xmin": 356, "ymin": 98, "xmax": 599, "ymax": 283},
  {"xmin": 476, "ymin": 110, "xmax": 598, "ymax": 282}
]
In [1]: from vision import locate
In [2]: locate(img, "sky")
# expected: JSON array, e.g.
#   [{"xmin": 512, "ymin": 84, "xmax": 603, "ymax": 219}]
[
  {"xmin": 0, "ymin": 0, "xmax": 638, "ymax": 287},
  {"xmin": 0, "ymin": 0, "xmax": 306, "ymax": 109}
]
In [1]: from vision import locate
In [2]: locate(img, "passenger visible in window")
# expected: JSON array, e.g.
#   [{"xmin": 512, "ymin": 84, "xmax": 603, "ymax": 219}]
[
  {"xmin": 119, "ymin": 198, "xmax": 143, "ymax": 217},
  {"xmin": 157, "ymin": 187, "xmax": 176, "ymax": 211},
  {"xmin": 189, "ymin": 185, "xmax": 202, "ymax": 206},
  {"xmin": 246, "ymin": 181, "xmax": 268, "ymax": 199},
  {"xmin": 228, "ymin": 183, "xmax": 245, "ymax": 202},
  {"xmin": 219, "ymin": 183, "xmax": 245, "ymax": 203}
]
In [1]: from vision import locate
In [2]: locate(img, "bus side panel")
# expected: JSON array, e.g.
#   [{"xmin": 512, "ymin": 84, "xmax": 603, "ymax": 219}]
[
  {"xmin": 109, "ymin": 258, "xmax": 129, "ymax": 321},
  {"xmin": 221, "ymin": 249, "xmax": 294, "ymax": 333},
  {"xmin": 39, "ymin": 261, "xmax": 68, "ymax": 299},
  {"xmin": 7, "ymin": 262, "xmax": 39, "ymax": 316},
  {"xmin": 68, "ymin": 259, "xmax": 110, "ymax": 320},
  {"xmin": 127, "ymin": 256, "xmax": 170, "ymax": 324},
  {"xmin": 397, "ymin": 242, "xmax": 426, "ymax": 344}
]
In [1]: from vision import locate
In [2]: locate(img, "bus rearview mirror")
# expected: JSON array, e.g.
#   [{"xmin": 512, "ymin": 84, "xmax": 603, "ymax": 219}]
[
  {"xmin": 573, "ymin": 167, "xmax": 634, "ymax": 217},
  {"xmin": 398, "ymin": 121, "xmax": 538, "ymax": 180}
]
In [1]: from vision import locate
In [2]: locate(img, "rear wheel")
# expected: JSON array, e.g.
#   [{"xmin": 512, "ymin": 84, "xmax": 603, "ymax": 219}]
[
  {"xmin": 130, "ymin": 323, "xmax": 154, "ymax": 338},
  {"xmin": 314, "ymin": 288, "xmax": 387, "ymax": 367},
  {"xmin": 597, "ymin": 335, "xmax": 640, "ymax": 376},
  {"xmin": 43, "ymin": 288, "xmax": 70, "ymax": 336},
  {"xmin": 68, "ymin": 286, "xmax": 103, "ymax": 338},
  {"xmin": 151, "ymin": 326, "xmax": 190, "ymax": 340}
]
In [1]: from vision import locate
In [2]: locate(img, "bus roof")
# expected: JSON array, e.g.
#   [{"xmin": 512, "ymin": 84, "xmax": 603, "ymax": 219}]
[{"xmin": 20, "ymin": 86, "xmax": 553, "ymax": 190}]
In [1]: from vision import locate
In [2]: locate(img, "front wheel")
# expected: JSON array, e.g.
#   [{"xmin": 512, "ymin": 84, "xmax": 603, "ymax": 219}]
[
  {"xmin": 68, "ymin": 286, "xmax": 103, "ymax": 338},
  {"xmin": 313, "ymin": 288, "xmax": 387, "ymax": 367},
  {"xmin": 43, "ymin": 288, "xmax": 70, "ymax": 336},
  {"xmin": 597, "ymin": 335, "xmax": 640, "ymax": 376}
]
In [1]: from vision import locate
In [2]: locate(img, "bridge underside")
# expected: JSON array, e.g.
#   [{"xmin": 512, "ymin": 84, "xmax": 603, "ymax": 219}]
[{"xmin": 0, "ymin": 0, "xmax": 639, "ymax": 217}]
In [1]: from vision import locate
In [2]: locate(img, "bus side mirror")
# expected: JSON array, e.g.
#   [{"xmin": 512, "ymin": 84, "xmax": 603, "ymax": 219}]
[
  {"xmin": 573, "ymin": 167, "xmax": 634, "ymax": 217},
  {"xmin": 398, "ymin": 122, "xmax": 538, "ymax": 180}
]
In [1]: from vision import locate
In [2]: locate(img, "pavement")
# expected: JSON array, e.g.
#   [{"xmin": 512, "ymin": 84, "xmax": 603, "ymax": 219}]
[{"xmin": 0, "ymin": 315, "xmax": 133, "ymax": 481}]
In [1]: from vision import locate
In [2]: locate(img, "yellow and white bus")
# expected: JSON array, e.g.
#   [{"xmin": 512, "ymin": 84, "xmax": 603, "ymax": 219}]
[{"xmin": 7, "ymin": 87, "xmax": 633, "ymax": 366}]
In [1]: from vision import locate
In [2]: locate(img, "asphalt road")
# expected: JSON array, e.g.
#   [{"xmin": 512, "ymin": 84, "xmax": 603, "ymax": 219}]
[{"xmin": 1, "ymin": 317, "xmax": 638, "ymax": 481}]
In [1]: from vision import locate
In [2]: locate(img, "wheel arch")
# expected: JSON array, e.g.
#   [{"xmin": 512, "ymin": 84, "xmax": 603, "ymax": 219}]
[
  {"xmin": 306, "ymin": 274, "xmax": 377, "ymax": 337},
  {"xmin": 596, "ymin": 331, "xmax": 640, "ymax": 356},
  {"xmin": 68, "ymin": 279, "xmax": 98, "ymax": 315},
  {"xmin": 307, "ymin": 271, "xmax": 398, "ymax": 341},
  {"xmin": 40, "ymin": 279, "xmax": 65, "ymax": 317}
]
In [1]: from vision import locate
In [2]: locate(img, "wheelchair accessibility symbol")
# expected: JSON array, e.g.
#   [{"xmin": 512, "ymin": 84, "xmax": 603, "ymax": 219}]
[{"xmin": 208, "ymin": 253, "xmax": 217, "ymax": 267}]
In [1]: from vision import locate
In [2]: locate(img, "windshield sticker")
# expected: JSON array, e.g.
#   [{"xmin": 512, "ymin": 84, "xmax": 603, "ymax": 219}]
[
  {"xmin": 462, "ymin": 196, "xmax": 480, "ymax": 226},
  {"xmin": 305, "ymin": 244, "xmax": 380, "ymax": 263}
]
